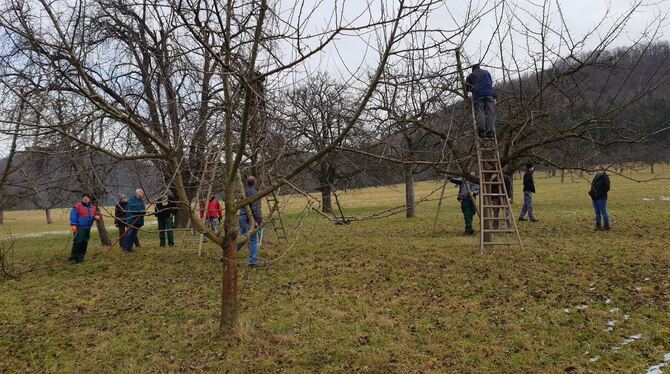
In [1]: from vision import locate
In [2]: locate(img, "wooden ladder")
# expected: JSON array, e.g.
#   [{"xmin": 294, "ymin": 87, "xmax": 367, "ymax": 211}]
[
  {"xmin": 265, "ymin": 189, "xmax": 288, "ymax": 242},
  {"xmin": 472, "ymin": 120, "xmax": 523, "ymax": 251}
]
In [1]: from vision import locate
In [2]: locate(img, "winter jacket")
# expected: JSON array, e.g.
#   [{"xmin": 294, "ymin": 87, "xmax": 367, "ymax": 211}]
[
  {"xmin": 239, "ymin": 186, "xmax": 262, "ymax": 224},
  {"xmin": 207, "ymin": 199, "xmax": 221, "ymax": 219},
  {"xmin": 466, "ymin": 67, "xmax": 495, "ymax": 99},
  {"xmin": 449, "ymin": 177, "xmax": 480, "ymax": 201},
  {"xmin": 126, "ymin": 195, "xmax": 146, "ymax": 228},
  {"xmin": 155, "ymin": 201, "xmax": 177, "ymax": 220},
  {"xmin": 589, "ymin": 173, "xmax": 610, "ymax": 200},
  {"xmin": 114, "ymin": 202, "xmax": 127, "ymax": 227},
  {"xmin": 523, "ymin": 169, "xmax": 535, "ymax": 193},
  {"xmin": 70, "ymin": 202, "xmax": 99, "ymax": 229}
]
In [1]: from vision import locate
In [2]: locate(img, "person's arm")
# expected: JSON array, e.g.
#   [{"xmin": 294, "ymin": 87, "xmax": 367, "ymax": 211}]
[
  {"xmin": 70, "ymin": 207, "xmax": 78, "ymax": 227},
  {"xmin": 605, "ymin": 176, "xmax": 611, "ymax": 193},
  {"xmin": 465, "ymin": 74, "xmax": 473, "ymax": 92},
  {"xmin": 251, "ymin": 199, "xmax": 262, "ymax": 224},
  {"xmin": 448, "ymin": 177, "xmax": 462, "ymax": 185}
]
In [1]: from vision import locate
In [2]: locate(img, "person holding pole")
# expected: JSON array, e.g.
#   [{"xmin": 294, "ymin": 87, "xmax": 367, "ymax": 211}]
[
  {"xmin": 448, "ymin": 171, "xmax": 480, "ymax": 235},
  {"xmin": 238, "ymin": 176, "xmax": 263, "ymax": 267},
  {"xmin": 122, "ymin": 189, "xmax": 146, "ymax": 252}
]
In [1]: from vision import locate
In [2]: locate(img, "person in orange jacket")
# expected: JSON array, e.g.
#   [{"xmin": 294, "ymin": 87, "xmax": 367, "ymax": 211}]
[{"xmin": 68, "ymin": 193, "xmax": 100, "ymax": 264}]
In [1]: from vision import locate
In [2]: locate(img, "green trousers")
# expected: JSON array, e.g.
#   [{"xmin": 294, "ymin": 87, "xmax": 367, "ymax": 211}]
[
  {"xmin": 157, "ymin": 217, "xmax": 175, "ymax": 246},
  {"xmin": 69, "ymin": 228, "xmax": 91, "ymax": 262},
  {"xmin": 460, "ymin": 199, "xmax": 476, "ymax": 234}
]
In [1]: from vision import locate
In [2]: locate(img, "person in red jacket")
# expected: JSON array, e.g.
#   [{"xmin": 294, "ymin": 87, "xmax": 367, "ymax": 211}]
[
  {"xmin": 202, "ymin": 195, "xmax": 221, "ymax": 242},
  {"xmin": 68, "ymin": 193, "xmax": 100, "ymax": 264}
]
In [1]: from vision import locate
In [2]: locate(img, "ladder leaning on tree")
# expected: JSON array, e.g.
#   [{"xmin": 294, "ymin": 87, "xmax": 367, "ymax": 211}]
[{"xmin": 469, "ymin": 107, "xmax": 524, "ymax": 251}]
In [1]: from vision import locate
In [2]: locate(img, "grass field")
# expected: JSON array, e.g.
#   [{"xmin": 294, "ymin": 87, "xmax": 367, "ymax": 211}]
[{"xmin": 1, "ymin": 167, "xmax": 669, "ymax": 372}]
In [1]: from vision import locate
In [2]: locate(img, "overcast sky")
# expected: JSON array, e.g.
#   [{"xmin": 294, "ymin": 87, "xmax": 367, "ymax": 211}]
[{"xmin": 276, "ymin": 0, "xmax": 670, "ymax": 80}]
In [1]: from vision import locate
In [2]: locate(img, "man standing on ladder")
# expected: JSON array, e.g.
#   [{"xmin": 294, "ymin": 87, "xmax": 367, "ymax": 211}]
[{"xmin": 466, "ymin": 63, "xmax": 496, "ymax": 138}]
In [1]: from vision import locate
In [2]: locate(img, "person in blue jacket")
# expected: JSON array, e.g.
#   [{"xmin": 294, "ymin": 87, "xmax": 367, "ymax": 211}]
[
  {"xmin": 466, "ymin": 64, "xmax": 496, "ymax": 138},
  {"xmin": 122, "ymin": 188, "xmax": 146, "ymax": 252},
  {"xmin": 68, "ymin": 193, "xmax": 100, "ymax": 264},
  {"xmin": 238, "ymin": 176, "xmax": 263, "ymax": 267}
]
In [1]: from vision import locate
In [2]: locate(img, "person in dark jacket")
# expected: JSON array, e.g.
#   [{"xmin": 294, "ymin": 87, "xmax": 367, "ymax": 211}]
[
  {"xmin": 155, "ymin": 194, "xmax": 177, "ymax": 247},
  {"xmin": 466, "ymin": 64, "xmax": 496, "ymax": 138},
  {"xmin": 589, "ymin": 166, "xmax": 611, "ymax": 231},
  {"xmin": 518, "ymin": 163, "xmax": 538, "ymax": 222},
  {"xmin": 448, "ymin": 170, "xmax": 480, "ymax": 235},
  {"xmin": 114, "ymin": 194, "xmax": 140, "ymax": 247},
  {"xmin": 122, "ymin": 189, "xmax": 146, "ymax": 252},
  {"xmin": 68, "ymin": 193, "xmax": 100, "ymax": 264},
  {"xmin": 238, "ymin": 176, "xmax": 263, "ymax": 267}
]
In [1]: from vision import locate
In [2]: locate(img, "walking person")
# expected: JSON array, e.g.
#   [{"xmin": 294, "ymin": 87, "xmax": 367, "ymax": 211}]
[
  {"xmin": 155, "ymin": 194, "xmax": 177, "ymax": 247},
  {"xmin": 466, "ymin": 64, "xmax": 496, "ymax": 138},
  {"xmin": 122, "ymin": 189, "xmax": 146, "ymax": 252},
  {"xmin": 237, "ymin": 176, "xmax": 263, "ymax": 267},
  {"xmin": 448, "ymin": 170, "xmax": 480, "ymax": 235},
  {"xmin": 518, "ymin": 163, "xmax": 538, "ymax": 222},
  {"xmin": 114, "ymin": 194, "xmax": 140, "ymax": 247},
  {"xmin": 202, "ymin": 195, "xmax": 222, "ymax": 243},
  {"xmin": 68, "ymin": 193, "xmax": 100, "ymax": 264},
  {"xmin": 589, "ymin": 166, "xmax": 611, "ymax": 231}
]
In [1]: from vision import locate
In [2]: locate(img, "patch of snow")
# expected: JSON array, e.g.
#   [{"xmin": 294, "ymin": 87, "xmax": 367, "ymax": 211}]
[
  {"xmin": 605, "ymin": 298, "xmax": 613, "ymax": 304},
  {"xmin": 609, "ymin": 308, "xmax": 620, "ymax": 313},
  {"xmin": 664, "ymin": 353, "xmax": 670, "ymax": 361},
  {"xmin": 589, "ymin": 356, "xmax": 600, "ymax": 363},
  {"xmin": 660, "ymin": 196, "xmax": 670, "ymax": 201},
  {"xmin": 643, "ymin": 198, "xmax": 655, "ymax": 201},
  {"xmin": 623, "ymin": 314, "xmax": 630, "ymax": 321},
  {"xmin": 564, "ymin": 308, "xmax": 571, "ymax": 313},
  {"xmin": 646, "ymin": 362, "xmax": 667, "ymax": 374}
]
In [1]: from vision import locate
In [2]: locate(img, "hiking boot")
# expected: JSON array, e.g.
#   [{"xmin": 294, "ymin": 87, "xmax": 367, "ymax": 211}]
[
  {"xmin": 594, "ymin": 225, "xmax": 602, "ymax": 231},
  {"xmin": 530, "ymin": 218, "xmax": 538, "ymax": 223},
  {"xmin": 68, "ymin": 258, "xmax": 77, "ymax": 265},
  {"xmin": 604, "ymin": 225, "xmax": 610, "ymax": 231},
  {"xmin": 518, "ymin": 217, "xmax": 527, "ymax": 221}
]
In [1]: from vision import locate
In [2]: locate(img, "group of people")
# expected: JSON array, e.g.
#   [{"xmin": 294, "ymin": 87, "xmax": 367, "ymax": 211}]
[
  {"xmin": 447, "ymin": 163, "xmax": 611, "ymax": 235},
  {"xmin": 67, "ymin": 176, "xmax": 264, "ymax": 266}
]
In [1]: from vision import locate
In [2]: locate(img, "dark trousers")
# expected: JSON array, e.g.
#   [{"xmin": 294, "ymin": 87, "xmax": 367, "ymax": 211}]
[
  {"xmin": 69, "ymin": 228, "xmax": 91, "ymax": 262},
  {"xmin": 157, "ymin": 217, "xmax": 175, "ymax": 246},
  {"xmin": 118, "ymin": 225, "xmax": 140, "ymax": 247},
  {"xmin": 121, "ymin": 228, "xmax": 139, "ymax": 252},
  {"xmin": 460, "ymin": 199, "xmax": 476, "ymax": 234},
  {"xmin": 474, "ymin": 96, "xmax": 495, "ymax": 135}
]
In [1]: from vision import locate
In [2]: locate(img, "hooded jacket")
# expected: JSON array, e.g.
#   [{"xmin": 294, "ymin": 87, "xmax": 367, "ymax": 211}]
[{"xmin": 589, "ymin": 173, "xmax": 611, "ymax": 200}]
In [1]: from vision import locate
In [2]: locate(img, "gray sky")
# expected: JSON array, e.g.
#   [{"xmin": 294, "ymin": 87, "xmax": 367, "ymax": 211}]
[{"xmin": 276, "ymin": 0, "xmax": 670, "ymax": 80}]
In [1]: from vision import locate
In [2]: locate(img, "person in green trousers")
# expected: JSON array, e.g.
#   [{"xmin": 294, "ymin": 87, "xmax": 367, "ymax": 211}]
[
  {"xmin": 448, "ymin": 171, "xmax": 481, "ymax": 235},
  {"xmin": 155, "ymin": 194, "xmax": 177, "ymax": 247}
]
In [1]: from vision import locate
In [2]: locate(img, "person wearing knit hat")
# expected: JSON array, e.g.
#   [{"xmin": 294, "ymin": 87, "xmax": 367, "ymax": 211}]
[
  {"xmin": 68, "ymin": 193, "xmax": 100, "ymax": 264},
  {"xmin": 114, "ymin": 193, "xmax": 140, "ymax": 247}
]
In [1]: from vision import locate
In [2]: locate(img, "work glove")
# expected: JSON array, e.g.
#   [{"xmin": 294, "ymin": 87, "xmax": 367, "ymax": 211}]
[
  {"xmin": 94, "ymin": 215, "xmax": 101, "ymax": 221},
  {"xmin": 70, "ymin": 225, "xmax": 77, "ymax": 233}
]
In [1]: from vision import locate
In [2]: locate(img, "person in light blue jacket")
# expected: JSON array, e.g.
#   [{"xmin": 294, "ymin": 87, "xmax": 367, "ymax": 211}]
[{"xmin": 122, "ymin": 189, "xmax": 146, "ymax": 252}]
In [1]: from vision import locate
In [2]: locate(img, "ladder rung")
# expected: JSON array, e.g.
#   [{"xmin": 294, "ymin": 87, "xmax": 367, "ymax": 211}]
[
  {"xmin": 483, "ymin": 242, "xmax": 517, "ymax": 246},
  {"xmin": 481, "ymin": 193, "xmax": 507, "ymax": 196},
  {"xmin": 482, "ymin": 216, "xmax": 512, "ymax": 220},
  {"xmin": 480, "ymin": 170, "xmax": 502, "ymax": 173},
  {"xmin": 482, "ymin": 229, "xmax": 515, "ymax": 233},
  {"xmin": 481, "ymin": 204, "xmax": 510, "ymax": 208}
]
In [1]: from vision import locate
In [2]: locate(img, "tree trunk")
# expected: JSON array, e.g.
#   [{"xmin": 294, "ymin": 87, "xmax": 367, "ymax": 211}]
[
  {"xmin": 96, "ymin": 213, "xmax": 112, "ymax": 246},
  {"xmin": 220, "ymin": 214, "xmax": 238, "ymax": 331},
  {"xmin": 650, "ymin": 162, "xmax": 655, "ymax": 174},
  {"xmin": 45, "ymin": 208, "xmax": 53, "ymax": 224},
  {"xmin": 560, "ymin": 169, "xmax": 565, "ymax": 183},
  {"xmin": 0, "ymin": 209, "xmax": 3, "ymax": 225},
  {"xmin": 404, "ymin": 165, "xmax": 415, "ymax": 218},
  {"xmin": 174, "ymin": 205, "xmax": 190, "ymax": 228},
  {"xmin": 321, "ymin": 186, "xmax": 333, "ymax": 213}
]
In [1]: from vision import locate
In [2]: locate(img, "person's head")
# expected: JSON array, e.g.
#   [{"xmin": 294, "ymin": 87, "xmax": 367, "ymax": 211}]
[
  {"xmin": 81, "ymin": 193, "xmax": 91, "ymax": 204},
  {"xmin": 471, "ymin": 63, "xmax": 480, "ymax": 71},
  {"xmin": 161, "ymin": 194, "xmax": 168, "ymax": 202},
  {"xmin": 210, "ymin": 195, "xmax": 216, "ymax": 201},
  {"xmin": 596, "ymin": 165, "xmax": 605, "ymax": 174},
  {"xmin": 119, "ymin": 194, "xmax": 128, "ymax": 203},
  {"xmin": 468, "ymin": 170, "xmax": 477, "ymax": 178},
  {"xmin": 246, "ymin": 176, "xmax": 256, "ymax": 187},
  {"xmin": 135, "ymin": 188, "xmax": 144, "ymax": 199},
  {"xmin": 526, "ymin": 162, "xmax": 535, "ymax": 172}
]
